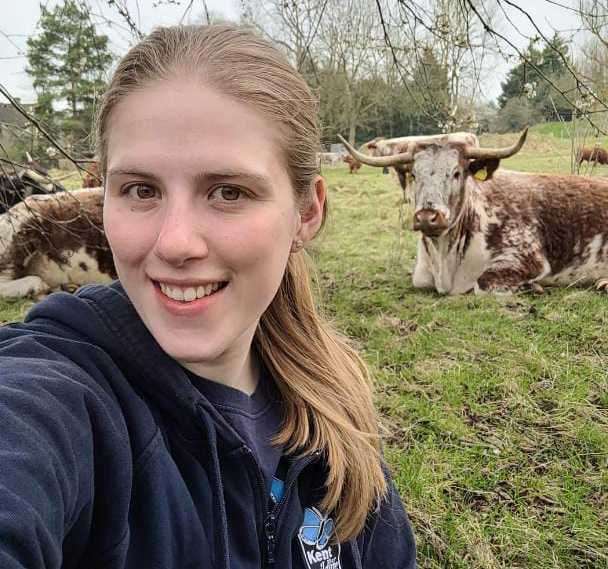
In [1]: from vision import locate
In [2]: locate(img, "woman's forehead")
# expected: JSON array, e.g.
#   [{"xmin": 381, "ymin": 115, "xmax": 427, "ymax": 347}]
[{"xmin": 105, "ymin": 78, "xmax": 289, "ymax": 177}]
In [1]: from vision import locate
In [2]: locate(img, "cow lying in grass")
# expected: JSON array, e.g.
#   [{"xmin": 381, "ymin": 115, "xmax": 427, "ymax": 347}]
[
  {"xmin": 0, "ymin": 188, "xmax": 115, "ymax": 298},
  {"xmin": 340, "ymin": 128, "xmax": 608, "ymax": 294}
]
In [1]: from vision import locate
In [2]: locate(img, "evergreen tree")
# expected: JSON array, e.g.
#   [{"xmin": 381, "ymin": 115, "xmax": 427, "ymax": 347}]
[
  {"xmin": 498, "ymin": 40, "xmax": 543, "ymax": 109},
  {"xmin": 411, "ymin": 46, "xmax": 450, "ymax": 130},
  {"xmin": 498, "ymin": 34, "xmax": 573, "ymax": 121},
  {"xmin": 26, "ymin": 1, "xmax": 113, "ymax": 153}
]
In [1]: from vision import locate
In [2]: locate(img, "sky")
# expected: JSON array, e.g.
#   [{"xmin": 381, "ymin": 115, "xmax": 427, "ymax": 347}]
[
  {"xmin": 0, "ymin": 0, "xmax": 585, "ymax": 106},
  {"xmin": 0, "ymin": 0, "xmax": 240, "ymax": 103}
]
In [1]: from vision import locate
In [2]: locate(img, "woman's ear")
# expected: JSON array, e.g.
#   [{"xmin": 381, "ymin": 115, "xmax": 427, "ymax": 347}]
[{"xmin": 297, "ymin": 176, "xmax": 326, "ymax": 243}]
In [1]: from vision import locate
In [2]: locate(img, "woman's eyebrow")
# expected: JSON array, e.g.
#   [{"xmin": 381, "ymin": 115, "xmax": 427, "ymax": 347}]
[
  {"xmin": 106, "ymin": 168, "xmax": 272, "ymax": 188},
  {"xmin": 106, "ymin": 167, "xmax": 158, "ymax": 180},
  {"xmin": 196, "ymin": 170, "xmax": 272, "ymax": 188}
]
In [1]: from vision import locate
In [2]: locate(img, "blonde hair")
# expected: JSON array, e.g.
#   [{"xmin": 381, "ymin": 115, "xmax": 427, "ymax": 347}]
[{"xmin": 96, "ymin": 24, "xmax": 387, "ymax": 541}]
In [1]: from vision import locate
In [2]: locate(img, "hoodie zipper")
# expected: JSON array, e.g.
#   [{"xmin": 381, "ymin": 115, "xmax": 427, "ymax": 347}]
[
  {"xmin": 196, "ymin": 405, "xmax": 231, "ymax": 569},
  {"xmin": 241, "ymin": 446, "xmax": 321, "ymax": 567}
]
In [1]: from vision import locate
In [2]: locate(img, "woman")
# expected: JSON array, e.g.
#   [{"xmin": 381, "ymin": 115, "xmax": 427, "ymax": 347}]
[{"xmin": 0, "ymin": 24, "xmax": 416, "ymax": 568}]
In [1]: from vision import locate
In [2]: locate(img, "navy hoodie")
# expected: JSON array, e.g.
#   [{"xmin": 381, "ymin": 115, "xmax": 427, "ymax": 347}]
[{"xmin": 0, "ymin": 282, "xmax": 416, "ymax": 568}]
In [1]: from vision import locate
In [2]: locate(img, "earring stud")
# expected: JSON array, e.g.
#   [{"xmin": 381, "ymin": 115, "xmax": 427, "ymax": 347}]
[{"xmin": 291, "ymin": 239, "xmax": 304, "ymax": 252}]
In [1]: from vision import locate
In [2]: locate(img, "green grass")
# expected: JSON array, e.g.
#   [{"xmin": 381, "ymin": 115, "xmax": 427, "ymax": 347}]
[
  {"xmin": 530, "ymin": 121, "xmax": 575, "ymax": 139},
  {"xmin": 479, "ymin": 126, "xmax": 608, "ymax": 175},
  {"xmin": 0, "ymin": 298, "xmax": 34, "ymax": 324},
  {"xmin": 49, "ymin": 168, "xmax": 94, "ymax": 190},
  {"xmin": 4, "ymin": 130, "xmax": 608, "ymax": 568}
]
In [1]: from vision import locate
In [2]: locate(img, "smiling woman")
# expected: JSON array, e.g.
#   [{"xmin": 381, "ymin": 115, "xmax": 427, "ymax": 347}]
[
  {"xmin": 102, "ymin": 77, "xmax": 307, "ymax": 394},
  {"xmin": 0, "ymin": 24, "xmax": 416, "ymax": 569}
]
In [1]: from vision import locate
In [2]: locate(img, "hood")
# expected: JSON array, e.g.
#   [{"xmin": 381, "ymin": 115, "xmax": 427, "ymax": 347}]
[{"xmin": 24, "ymin": 281, "xmax": 238, "ymax": 445}]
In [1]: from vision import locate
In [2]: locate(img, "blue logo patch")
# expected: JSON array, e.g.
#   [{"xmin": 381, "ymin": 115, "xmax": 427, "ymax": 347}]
[
  {"xmin": 298, "ymin": 507, "xmax": 341, "ymax": 569},
  {"xmin": 270, "ymin": 477, "xmax": 285, "ymax": 504}
]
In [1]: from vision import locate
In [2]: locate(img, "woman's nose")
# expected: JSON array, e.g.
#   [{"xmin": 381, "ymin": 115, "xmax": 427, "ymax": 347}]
[{"xmin": 153, "ymin": 203, "xmax": 209, "ymax": 267}]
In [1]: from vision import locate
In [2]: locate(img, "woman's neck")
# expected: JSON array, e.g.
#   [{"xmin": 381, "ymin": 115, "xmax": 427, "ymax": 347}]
[{"xmin": 182, "ymin": 347, "xmax": 260, "ymax": 396}]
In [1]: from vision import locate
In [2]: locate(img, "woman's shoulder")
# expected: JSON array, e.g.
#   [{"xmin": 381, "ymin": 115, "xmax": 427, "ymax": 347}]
[
  {"xmin": 0, "ymin": 286, "xmax": 164, "ymax": 477},
  {"xmin": 0, "ymin": 306, "xmax": 127, "ymax": 437},
  {"xmin": 0, "ymin": 283, "xmax": 144, "ymax": 433},
  {"xmin": 2, "ymin": 285, "xmax": 121, "ymax": 384}
]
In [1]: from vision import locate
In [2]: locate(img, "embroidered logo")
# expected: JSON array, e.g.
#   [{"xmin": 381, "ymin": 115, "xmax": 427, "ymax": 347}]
[{"xmin": 298, "ymin": 507, "xmax": 342, "ymax": 569}]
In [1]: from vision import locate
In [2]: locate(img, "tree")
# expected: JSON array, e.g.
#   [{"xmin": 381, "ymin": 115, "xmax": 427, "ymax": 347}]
[
  {"xmin": 498, "ymin": 34, "xmax": 574, "ymax": 122},
  {"xmin": 493, "ymin": 96, "xmax": 542, "ymax": 133},
  {"xmin": 26, "ymin": 0, "xmax": 113, "ymax": 154}
]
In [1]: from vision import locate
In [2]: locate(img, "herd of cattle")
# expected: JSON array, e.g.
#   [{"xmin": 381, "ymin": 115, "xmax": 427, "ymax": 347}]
[{"xmin": 3, "ymin": 132, "xmax": 608, "ymax": 298}]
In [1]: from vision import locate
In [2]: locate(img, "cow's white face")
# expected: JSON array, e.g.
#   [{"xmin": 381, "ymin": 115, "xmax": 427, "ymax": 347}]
[
  {"xmin": 103, "ymin": 76, "xmax": 324, "ymax": 392},
  {"xmin": 410, "ymin": 145, "xmax": 466, "ymax": 238}
]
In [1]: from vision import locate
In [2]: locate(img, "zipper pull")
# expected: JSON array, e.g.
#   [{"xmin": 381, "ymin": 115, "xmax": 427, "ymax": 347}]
[{"xmin": 264, "ymin": 512, "xmax": 277, "ymax": 565}]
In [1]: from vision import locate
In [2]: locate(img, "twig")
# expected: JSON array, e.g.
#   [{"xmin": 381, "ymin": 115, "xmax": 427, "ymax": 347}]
[{"xmin": 0, "ymin": 83, "xmax": 96, "ymax": 178}]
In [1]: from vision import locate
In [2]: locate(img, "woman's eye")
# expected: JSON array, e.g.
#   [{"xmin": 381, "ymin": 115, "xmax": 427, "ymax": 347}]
[
  {"xmin": 125, "ymin": 184, "xmax": 157, "ymax": 200},
  {"xmin": 211, "ymin": 185, "xmax": 244, "ymax": 201}
]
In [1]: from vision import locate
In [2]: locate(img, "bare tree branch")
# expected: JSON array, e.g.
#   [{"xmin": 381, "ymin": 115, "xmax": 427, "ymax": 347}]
[{"xmin": 0, "ymin": 82, "xmax": 96, "ymax": 177}]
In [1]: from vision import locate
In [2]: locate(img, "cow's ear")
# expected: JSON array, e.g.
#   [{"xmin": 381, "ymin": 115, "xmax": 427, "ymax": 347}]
[{"xmin": 468, "ymin": 158, "xmax": 500, "ymax": 181}]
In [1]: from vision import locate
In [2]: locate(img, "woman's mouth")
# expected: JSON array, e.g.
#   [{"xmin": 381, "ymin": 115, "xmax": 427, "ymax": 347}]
[{"xmin": 156, "ymin": 281, "xmax": 228, "ymax": 303}]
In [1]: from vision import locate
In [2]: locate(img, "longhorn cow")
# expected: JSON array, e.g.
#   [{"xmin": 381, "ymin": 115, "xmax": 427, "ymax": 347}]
[{"xmin": 340, "ymin": 129, "xmax": 608, "ymax": 294}]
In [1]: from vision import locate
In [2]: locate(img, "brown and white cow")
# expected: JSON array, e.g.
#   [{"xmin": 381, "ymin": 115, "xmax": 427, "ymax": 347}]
[
  {"xmin": 343, "ymin": 154, "xmax": 362, "ymax": 174},
  {"xmin": 340, "ymin": 128, "xmax": 608, "ymax": 294},
  {"xmin": 0, "ymin": 188, "xmax": 115, "ymax": 298}
]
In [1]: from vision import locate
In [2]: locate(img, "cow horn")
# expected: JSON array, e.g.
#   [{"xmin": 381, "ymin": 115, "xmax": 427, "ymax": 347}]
[
  {"xmin": 338, "ymin": 135, "xmax": 414, "ymax": 167},
  {"xmin": 464, "ymin": 127, "xmax": 528, "ymax": 160}
]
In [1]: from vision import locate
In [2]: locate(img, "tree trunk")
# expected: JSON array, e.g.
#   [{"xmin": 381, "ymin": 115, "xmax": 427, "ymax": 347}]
[{"xmin": 349, "ymin": 120, "xmax": 356, "ymax": 146}]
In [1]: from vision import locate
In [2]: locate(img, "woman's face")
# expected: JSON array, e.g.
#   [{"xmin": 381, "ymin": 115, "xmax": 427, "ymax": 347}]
[{"xmin": 103, "ymin": 77, "xmax": 323, "ymax": 377}]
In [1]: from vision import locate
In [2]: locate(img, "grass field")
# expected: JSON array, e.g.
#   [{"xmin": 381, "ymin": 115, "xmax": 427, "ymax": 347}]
[{"xmin": 2, "ymin": 128, "xmax": 608, "ymax": 567}]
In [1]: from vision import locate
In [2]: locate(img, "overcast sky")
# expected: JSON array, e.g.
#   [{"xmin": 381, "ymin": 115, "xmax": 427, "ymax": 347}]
[
  {"xmin": 0, "ymin": 0, "xmax": 583, "ymax": 106},
  {"xmin": 0, "ymin": 0, "xmax": 240, "ymax": 103}
]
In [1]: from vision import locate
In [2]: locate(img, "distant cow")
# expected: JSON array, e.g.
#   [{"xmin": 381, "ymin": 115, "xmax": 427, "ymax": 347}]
[
  {"xmin": 343, "ymin": 154, "xmax": 361, "ymax": 174},
  {"xmin": 0, "ymin": 169, "xmax": 65, "ymax": 214},
  {"xmin": 317, "ymin": 152, "xmax": 341, "ymax": 167},
  {"xmin": 0, "ymin": 188, "xmax": 115, "ymax": 298},
  {"xmin": 577, "ymin": 146, "xmax": 608, "ymax": 166},
  {"xmin": 341, "ymin": 128, "xmax": 608, "ymax": 294},
  {"xmin": 82, "ymin": 161, "xmax": 102, "ymax": 188}
]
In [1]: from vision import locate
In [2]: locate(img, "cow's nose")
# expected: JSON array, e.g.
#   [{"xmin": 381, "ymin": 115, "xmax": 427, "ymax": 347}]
[{"xmin": 413, "ymin": 209, "xmax": 448, "ymax": 235}]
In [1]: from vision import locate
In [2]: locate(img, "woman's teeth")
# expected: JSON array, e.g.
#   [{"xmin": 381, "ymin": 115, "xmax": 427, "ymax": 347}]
[{"xmin": 159, "ymin": 282, "xmax": 223, "ymax": 302}]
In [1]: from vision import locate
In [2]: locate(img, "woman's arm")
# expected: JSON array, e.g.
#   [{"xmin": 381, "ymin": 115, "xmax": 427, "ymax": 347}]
[{"xmin": 0, "ymin": 338, "xmax": 130, "ymax": 569}]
